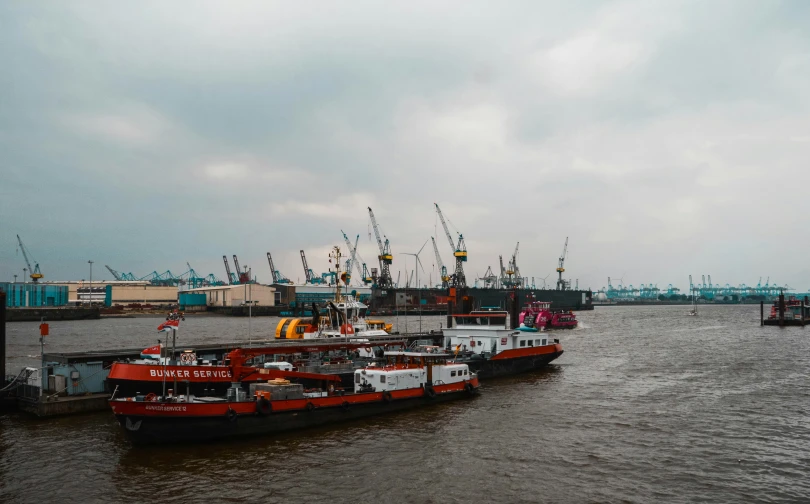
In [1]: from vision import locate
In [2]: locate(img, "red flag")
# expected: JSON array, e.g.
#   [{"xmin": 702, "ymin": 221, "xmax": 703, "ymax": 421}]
[{"xmin": 157, "ymin": 319, "xmax": 180, "ymax": 332}]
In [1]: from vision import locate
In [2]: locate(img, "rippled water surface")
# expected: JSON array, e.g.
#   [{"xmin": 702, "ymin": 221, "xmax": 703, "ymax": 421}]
[{"xmin": 2, "ymin": 306, "xmax": 810, "ymax": 503}]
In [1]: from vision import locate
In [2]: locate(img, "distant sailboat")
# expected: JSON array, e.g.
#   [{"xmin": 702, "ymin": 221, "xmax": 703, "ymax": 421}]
[{"xmin": 688, "ymin": 289, "xmax": 698, "ymax": 316}]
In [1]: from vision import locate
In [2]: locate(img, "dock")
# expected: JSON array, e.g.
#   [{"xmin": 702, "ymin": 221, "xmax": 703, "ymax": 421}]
[{"xmin": 761, "ymin": 294, "xmax": 810, "ymax": 327}]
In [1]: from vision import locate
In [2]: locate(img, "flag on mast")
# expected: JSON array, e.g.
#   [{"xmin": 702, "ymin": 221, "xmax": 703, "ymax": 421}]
[
  {"xmin": 141, "ymin": 344, "xmax": 163, "ymax": 359},
  {"xmin": 157, "ymin": 319, "xmax": 180, "ymax": 332}
]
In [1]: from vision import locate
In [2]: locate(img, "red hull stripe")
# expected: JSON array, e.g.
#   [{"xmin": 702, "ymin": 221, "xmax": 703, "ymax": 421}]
[
  {"xmin": 108, "ymin": 363, "xmax": 341, "ymax": 383},
  {"xmin": 490, "ymin": 343, "xmax": 563, "ymax": 360},
  {"xmin": 110, "ymin": 378, "xmax": 479, "ymax": 418}
]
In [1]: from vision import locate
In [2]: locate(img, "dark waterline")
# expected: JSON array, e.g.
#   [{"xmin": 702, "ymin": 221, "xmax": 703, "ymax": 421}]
[{"xmin": 2, "ymin": 306, "xmax": 809, "ymax": 503}]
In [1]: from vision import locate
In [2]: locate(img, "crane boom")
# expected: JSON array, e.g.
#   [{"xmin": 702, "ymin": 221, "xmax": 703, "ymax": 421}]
[
  {"xmin": 300, "ymin": 250, "xmax": 314, "ymax": 283},
  {"xmin": 431, "ymin": 236, "xmax": 449, "ymax": 288},
  {"xmin": 223, "ymin": 256, "xmax": 234, "ymax": 285},
  {"xmin": 267, "ymin": 253, "xmax": 278, "ymax": 283},
  {"xmin": 105, "ymin": 265, "xmax": 123, "ymax": 281},
  {"xmin": 367, "ymin": 207, "xmax": 393, "ymax": 288},
  {"xmin": 16, "ymin": 234, "xmax": 43, "ymax": 282},
  {"xmin": 233, "ymin": 255, "xmax": 250, "ymax": 284}
]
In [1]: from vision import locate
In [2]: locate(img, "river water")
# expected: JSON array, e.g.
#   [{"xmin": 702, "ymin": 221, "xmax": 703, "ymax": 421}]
[{"xmin": 2, "ymin": 306, "xmax": 809, "ymax": 503}]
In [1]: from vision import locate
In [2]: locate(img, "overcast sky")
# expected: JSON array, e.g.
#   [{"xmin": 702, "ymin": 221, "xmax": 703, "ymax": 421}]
[{"xmin": 2, "ymin": 1, "xmax": 809, "ymax": 292}]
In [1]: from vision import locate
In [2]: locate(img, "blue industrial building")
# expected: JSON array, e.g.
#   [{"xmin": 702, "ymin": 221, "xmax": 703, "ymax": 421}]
[{"xmin": 1, "ymin": 283, "xmax": 69, "ymax": 307}]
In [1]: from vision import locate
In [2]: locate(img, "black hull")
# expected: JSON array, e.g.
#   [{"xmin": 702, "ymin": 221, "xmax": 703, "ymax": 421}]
[
  {"xmin": 108, "ymin": 372, "xmax": 357, "ymax": 397},
  {"xmin": 463, "ymin": 351, "xmax": 563, "ymax": 379},
  {"xmin": 116, "ymin": 392, "xmax": 474, "ymax": 444}
]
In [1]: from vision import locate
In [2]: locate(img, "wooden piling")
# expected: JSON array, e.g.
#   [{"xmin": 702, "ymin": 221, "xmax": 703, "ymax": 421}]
[
  {"xmin": 778, "ymin": 291, "xmax": 785, "ymax": 327},
  {"xmin": 760, "ymin": 301, "xmax": 764, "ymax": 327},
  {"xmin": 0, "ymin": 291, "xmax": 5, "ymax": 381}
]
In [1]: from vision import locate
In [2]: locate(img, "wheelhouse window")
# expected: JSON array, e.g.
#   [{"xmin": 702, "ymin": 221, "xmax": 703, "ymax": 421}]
[{"xmin": 451, "ymin": 370, "xmax": 457, "ymax": 377}]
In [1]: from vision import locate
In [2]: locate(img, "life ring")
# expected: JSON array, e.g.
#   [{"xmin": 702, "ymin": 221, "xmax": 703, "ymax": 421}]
[
  {"xmin": 144, "ymin": 392, "xmax": 157, "ymax": 402},
  {"xmin": 340, "ymin": 401, "xmax": 350, "ymax": 411},
  {"xmin": 383, "ymin": 391, "xmax": 392, "ymax": 403},
  {"xmin": 226, "ymin": 408, "xmax": 238, "ymax": 422},
  {"xmin": 464, "ymin": 383, "xmax": 475, "ymax": 395},
  {"xmin": 256, "ymin": 397, "xmax": 272, "ymax": 416},
  {"xmin": 425, "ymin": 386, "xmax": 436, "ymax": 399}
]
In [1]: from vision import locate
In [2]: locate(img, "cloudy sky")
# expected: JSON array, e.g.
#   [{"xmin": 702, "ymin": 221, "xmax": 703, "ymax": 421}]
[{"xmin": 2, "ymin": 0, "xmax": 809, "ymax": 292}]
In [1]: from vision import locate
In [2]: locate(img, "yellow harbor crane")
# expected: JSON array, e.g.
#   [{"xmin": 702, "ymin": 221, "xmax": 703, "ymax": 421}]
[{"xmin": 16, "ymin": 234, "xmax": 43, "ymax": 282}]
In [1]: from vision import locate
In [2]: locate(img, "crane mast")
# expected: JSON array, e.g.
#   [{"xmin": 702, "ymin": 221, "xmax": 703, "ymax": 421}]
[
  {"xmin": 556, "ymin": 237, "xmax": 569, "ymax": 290},
  {"xmin": 434, "ymin": 203, "xmax": 466, "ymax": 288},
  {"xmin": 367, "ymin": 207, "xmax": 393, "ymax": 288},
  {"xmin": 431, "ymin": 236, "xmax": 449, "ymax": 288},
  {"xmin": 16, "ymin": 234, "xmax": 43, "ymax": 282}
]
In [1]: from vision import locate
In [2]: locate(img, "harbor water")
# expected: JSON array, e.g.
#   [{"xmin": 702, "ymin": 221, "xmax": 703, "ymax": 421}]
[{"xmin": 2, "ymin": 306, "xmax": 809, "ymax": 503}]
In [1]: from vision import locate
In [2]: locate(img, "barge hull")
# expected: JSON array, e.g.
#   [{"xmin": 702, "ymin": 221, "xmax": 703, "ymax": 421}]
[
  {"xmin": 465, "ymin": 350, "xmax": 563, "ymax": 379},
  {"xmin": 114, "ymin": 391, "xmax": 473, "ymax": 444}
]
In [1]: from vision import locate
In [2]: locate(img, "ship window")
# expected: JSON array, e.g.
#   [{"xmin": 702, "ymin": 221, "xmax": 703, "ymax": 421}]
[
  {"xmin": 477, "ymin": 341, "xmax": 482, "ymax": 346},
  {"xmin": 380, "ymin": 375, "xmax": 386, "ymax": 383},
  {"xmin": 520, "ymin": 340, "xmax": 526, "ymax": 347},
  {"xmin": 451, "ymin": 371, "xmax": 456, "ymax": 377},
  {"xmin": 528, "ymin": 340, "xmax": 534, "ymax": 347},
  {"xmin": 355, "ymin": 374, "xmax": 361, "ymax": 383},
  {"xmin": 542, "ymin": 339, "xmax": 547, "ymax": 345}
]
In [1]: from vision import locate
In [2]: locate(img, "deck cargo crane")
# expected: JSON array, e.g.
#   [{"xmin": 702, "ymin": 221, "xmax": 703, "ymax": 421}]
[
  {"xmin": 430, "ymin": 236, "xmax": 450, "ymax": 289},
  {"xmin": 233, "ymin": 255, "xmax": 251, "ymax": 284},
  {"xmin": 266, "ymin": 252, "xmax": 292, "ymax": 285},
  {"xmin": 16, "ymin": 234, "xmax": 43, "ymax": 282},
  {"xmin": 556, "ymin": 237, "xmax": 569, "ymax": 291},
  {"xmin": 434, "ymin": 203, "xmax": 467, "ymax": 288},
  {"xmin": 342, "ymin": 230, "xmax": 372, "ymax": 285},
  {"xmin": 223, "ymin": 255, "xmax": 236, "ymax": 284},
  {"xmin": 367, "ymin": 207, "xmax": 393, "ymax": 288}
]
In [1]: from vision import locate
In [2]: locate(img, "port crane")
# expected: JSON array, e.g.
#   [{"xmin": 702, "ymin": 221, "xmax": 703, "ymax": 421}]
[
  {"xmin": 430, "ymin": 236, "xmax": 449, "ymax": 288},
  {"xmin": 499, "ymin": 255, "xmax": 507, "ymax": 288},
  {"xmin": 342, "ymin": 230, "xmax": 372, "ymax": 285},
  {"xmin": 434, "ymin": 203, "xmax": 467, "ymax": 288},
  {"xmin": 556, "ymin": 237, "xmax": 569, "ymax": 291},
  {"xmin": 299, "ymin": 250, "xmax": 324, "ymax": 284},
  {"xmin": 368, "ymin": 207, "xmax": 393, "ymax": 288},
  {"xmin": 510, "ymin": 242, "xmax": 521, "ymax": 287},
  {"xmin": 233, "ymin": 255, "xmax": 251, "ymax": 284},
  {"xmin": 16, "ymin": 234, "xmax": 43, "ymax": 282},
  {"xmin": 267, "ymin": 252, "xmax": 292, "ymax": 285},
  {"xmin": 223, "ymin": 256, "xmax": 236, "ymax": 284}
]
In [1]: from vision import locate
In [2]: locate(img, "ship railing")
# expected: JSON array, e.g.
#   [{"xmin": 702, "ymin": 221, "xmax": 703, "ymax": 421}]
[{"xmin": 298, "ymin": 362, "xmax": 356, "ymax": 374}]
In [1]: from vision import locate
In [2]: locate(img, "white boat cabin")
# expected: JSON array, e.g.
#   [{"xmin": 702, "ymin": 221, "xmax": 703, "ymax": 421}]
[
  {"xmin": 443, "ymin": 311, "xmax": 553, "ymax": 356},
  {"xmin": 354, "ymin": 351, "xmax": 471, "ymax": 393}
]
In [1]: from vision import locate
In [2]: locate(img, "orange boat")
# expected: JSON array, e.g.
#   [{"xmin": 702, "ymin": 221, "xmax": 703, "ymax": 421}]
[{"xmin": 110, "ymin": 348, "xmax": 479, "ymax": 444}]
